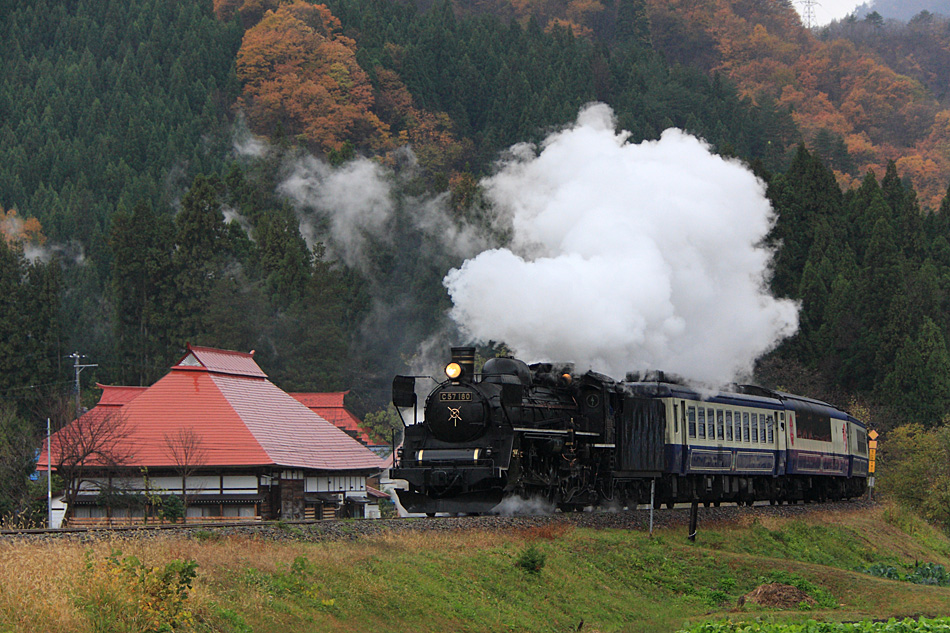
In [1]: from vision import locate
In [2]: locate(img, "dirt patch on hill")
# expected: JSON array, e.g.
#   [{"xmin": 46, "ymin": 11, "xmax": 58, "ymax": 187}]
[{"xmin": 738, "ymin": 583, "xmax": 815, "ymax": 609}]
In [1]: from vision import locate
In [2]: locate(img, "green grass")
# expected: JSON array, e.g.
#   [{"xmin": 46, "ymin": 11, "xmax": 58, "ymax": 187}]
[{"xmin": 2, "ymin": 502, "xmax": 950, "ymax": 633}]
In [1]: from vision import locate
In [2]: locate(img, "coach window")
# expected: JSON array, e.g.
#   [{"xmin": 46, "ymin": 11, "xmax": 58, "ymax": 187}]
[
  {"xmin": 751, "ymin": 413, "xmax": 759, "ymax": 442},
  {"xmin": 856, "ymin": 428, "xmax": 867, "ymax": 455},
  {"xmin": 698, "ymin": 407, "xmax": 706, "ymax": 439},
  {"xmin": 725, "ymin": 411, "xmax": 733, "ymax": 441},
  {"xmin": 760, "ymin": 415, "xmax": 767, "ymax": 443},
  {"xmin": 688, "ymin": 406, "xmax": 697, "ymax": 438},
  {"xmin": 767, "ymin": 415, "xmax": 774, "ymax": 443},
  {"xmin": 734, "ymin": 411, "xmax": 742, "ymax": 441},
  {"xmin": 717, "ymin": 409, "xmax": 724, "ymax": 440},
  {"xmin": 743, "ymin": 412, "xmax": 751, "ymax": 442}
]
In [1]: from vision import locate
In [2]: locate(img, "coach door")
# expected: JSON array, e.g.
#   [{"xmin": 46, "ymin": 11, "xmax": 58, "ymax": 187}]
[
  {"xmin": 678, "ymin": 400, "xmax": 688, "ymax": 474},
  {"xmin": 618, "ymin": 397, "xmax": 665, "ymax": 474},
  {"xmin": 777, "ymin": 410, "xmax": 790, "ymax": 475}
]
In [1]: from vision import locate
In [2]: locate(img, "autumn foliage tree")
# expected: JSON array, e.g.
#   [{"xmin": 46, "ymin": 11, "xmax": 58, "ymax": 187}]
[
  {"xmin": 643, "ymin": 0, "xmax": 950, "ymax": 208},
  {"xmin": 0, "ymin": 207, "xmax": 45, "ymax": 248},
  {"xmin": 235, "ymin": 1, "xmax": 390, "ymax": 153}
]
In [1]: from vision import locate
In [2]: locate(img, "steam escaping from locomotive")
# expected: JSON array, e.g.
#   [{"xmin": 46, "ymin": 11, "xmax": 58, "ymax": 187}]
[{"xmin": 443, "ymin": 103, "xmax": 799, "ymax": 385}]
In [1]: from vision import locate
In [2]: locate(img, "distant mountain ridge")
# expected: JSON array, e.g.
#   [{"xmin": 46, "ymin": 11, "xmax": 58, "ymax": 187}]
[{"xmin": 853, "ymin": 0, "xmax": 950, "ymax": 21}]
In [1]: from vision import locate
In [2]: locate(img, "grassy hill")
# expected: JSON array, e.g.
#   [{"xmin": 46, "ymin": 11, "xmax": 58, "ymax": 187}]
[{"xmin": 2, "ymin": 502, "xmax": 949, "ymax": 632}]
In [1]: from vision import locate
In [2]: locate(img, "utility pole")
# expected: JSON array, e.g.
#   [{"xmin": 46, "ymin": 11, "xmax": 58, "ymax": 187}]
[
  {"xmin": 47, "ymin": 417, "xmax": 52, "ymax": 528},
  {"xmin": 797, "ymin": 0, "xmax": 819, "ymax": 28},
  {"xmin": 68, "ymin": 352, "xmax": 98, "ymax": 420}
]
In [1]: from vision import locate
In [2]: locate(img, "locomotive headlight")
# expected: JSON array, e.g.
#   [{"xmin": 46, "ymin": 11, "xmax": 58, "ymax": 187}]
[{"xmin": 445, "ymin": 362, "xmax": 462, "ymax": 379}]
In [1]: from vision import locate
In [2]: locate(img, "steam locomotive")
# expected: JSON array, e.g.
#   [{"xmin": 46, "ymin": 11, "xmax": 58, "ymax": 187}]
[{"xmin": 391, "ymin": 347, "xmax": 869, "ymax": 515}]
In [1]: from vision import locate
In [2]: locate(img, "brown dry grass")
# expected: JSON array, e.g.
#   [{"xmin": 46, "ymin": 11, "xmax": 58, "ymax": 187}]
[
  {"xmin": 517, "ymin": 523, "xmax": 573, "ymax": 541},
  {"xmin": 0, "ymin": 537, "xmax": 99, "ymax": 632},
  {"xmin": 0, "ymin": 505, "xmax": 948, "ymax": 633},
  {"xmin": 7, "ymin": 528, "xmax": 537, "ymax": 624},
  {"xmin": 738, "ymin": 583, "xmax": 814, "ymax": 609}
]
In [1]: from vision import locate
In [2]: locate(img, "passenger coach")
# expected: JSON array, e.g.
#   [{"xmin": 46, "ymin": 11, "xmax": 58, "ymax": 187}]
[{"xmin": 633, "ymin": 382, "xmax": 870, "ymax": 505}]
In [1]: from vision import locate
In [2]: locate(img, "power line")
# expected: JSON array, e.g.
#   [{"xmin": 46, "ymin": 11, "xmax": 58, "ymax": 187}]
[{"xmin": 0, "ymin": 380, "xmax": 73, "ymax": 394}]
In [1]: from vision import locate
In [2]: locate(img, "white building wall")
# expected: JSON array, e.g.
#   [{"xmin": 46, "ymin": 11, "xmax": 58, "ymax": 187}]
[{"xmin": 305, "ymin": 474, "xmax": 367, "ymax": 493}]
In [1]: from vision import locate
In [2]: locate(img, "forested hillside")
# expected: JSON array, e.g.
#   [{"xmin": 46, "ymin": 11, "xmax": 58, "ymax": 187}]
[
  {"xmin": 640, "ymin": 0, "xmax": 950, "ymax": 209},
  {"xmin": 3, "ymin": 0, "xmax": 950, "ymax": 523},
  {"xmin": 853, "ymin": 0, "xmax": 950, "ymax": 21}
]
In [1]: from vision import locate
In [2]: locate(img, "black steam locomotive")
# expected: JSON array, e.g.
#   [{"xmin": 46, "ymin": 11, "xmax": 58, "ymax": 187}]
[{"xmin": 391, "ymin": 347, "xmax": 869, "ymax": 515}]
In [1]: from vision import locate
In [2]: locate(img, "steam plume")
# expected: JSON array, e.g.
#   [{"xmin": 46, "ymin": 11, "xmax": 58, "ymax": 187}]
[
  {"xmin": 278, "ymin": 155, "xmax": 395, "ymax": 271},
  {"xmin": 444, "ymin": 103, "xmax": 798, "ymax": 385}
]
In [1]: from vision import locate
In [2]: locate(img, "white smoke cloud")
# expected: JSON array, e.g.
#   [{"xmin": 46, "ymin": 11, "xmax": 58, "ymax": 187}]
[
  {"xmin": 491, "ymin": 495, "xmax": 555, "ymax": 516},
  {"xmin": 278, "ymin": 154, "xmax": 395, "ymax": 270},
  {"xmin": 23, "ymin": 241, "xmax": 85, "ymax": 265},
  {"xmin": 277, "ymin": 148, "xmax": 492, "ymax": 269},
  {"xmin": 221, "ymin": 205, "xmax": 255, "ymax": 240},
  {"xmin": 232, "ymin": 114, "xmax": 269, "ymax": 159},
  {"xmin": 443, "ymin": 103, "xmax": 799, "ymax": 386}
]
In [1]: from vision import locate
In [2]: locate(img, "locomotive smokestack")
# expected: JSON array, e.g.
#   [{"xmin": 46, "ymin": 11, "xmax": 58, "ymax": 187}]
[{"xmin": 451, "ymin": 346, "xmax": 476, "ymax": 381}]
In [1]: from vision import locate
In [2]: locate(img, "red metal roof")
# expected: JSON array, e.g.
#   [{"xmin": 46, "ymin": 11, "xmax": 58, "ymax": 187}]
[
  {"xmin": 175, "ymin": 344, "xmax": 268, "ymax": 378},
  {"xmin": 95, "ymin": 384, "xmax": 147, "ymax": 407},
  {"xmin": 39, "ymin": 348, "xmax": 383, "ymax": 472},
  {"xmin": 289, "ymin": 391, "xmax": 375, "ymax": 445},
  {"xmin": 291, "ymin": 392, "xmax": 347, "ymax": 408}
]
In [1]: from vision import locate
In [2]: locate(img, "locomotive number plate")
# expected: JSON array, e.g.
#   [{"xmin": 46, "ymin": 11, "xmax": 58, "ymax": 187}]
[{"xmin": 440, "ymin": 392, "xmax": 472, "ymax": 401}]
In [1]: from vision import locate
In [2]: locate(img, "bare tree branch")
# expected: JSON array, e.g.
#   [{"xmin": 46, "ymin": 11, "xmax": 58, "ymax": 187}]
[
  {"xmin": 163, "ymin": 427, "xmax": 207, "ymax": 509},
  {"xmin": 50, "ymin": 409, "xmax": 134, "ymax": 521}
]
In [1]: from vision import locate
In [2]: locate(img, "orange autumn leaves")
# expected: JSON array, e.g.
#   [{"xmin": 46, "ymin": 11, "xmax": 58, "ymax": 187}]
[
  {"xmin": 645, "ymin": 0, "xmax": 948, "ymax": 208},
  {"xmin": 230, "ymin": 0, "xmax": 466, "ymax": 171},
  {"xmin": 235, "ymin": 0, "xmax": 388, "ymax": 153},
  {"xmin": 0, "ymin": 207, "xmax": 45, "ymax": 249}
]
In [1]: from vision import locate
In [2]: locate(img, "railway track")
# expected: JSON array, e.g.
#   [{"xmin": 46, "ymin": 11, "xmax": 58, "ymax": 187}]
[{"xmin": 0, "ymin": 498, "xmax": 875, "ymax": 542}]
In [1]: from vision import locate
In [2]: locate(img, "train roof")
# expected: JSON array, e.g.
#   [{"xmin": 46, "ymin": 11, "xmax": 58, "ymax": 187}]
[{"xmin": 621, "ymin": 379, "xmax": 859, "ymax": 423}]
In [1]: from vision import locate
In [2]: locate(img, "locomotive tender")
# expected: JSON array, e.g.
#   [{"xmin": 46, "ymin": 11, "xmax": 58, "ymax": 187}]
[{"xmin": 391, "ymin": 347, "xmax": 869, "ymax": 515}]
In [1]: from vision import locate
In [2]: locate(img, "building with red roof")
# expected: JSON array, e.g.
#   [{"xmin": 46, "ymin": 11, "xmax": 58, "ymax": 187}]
[
  {"xmin": 39, "ymin": 345, "xmax": 385, "ymax": 526},
  {"xmin": 289, "ymin": 391, "xmax": 376, "ymax": 446}
]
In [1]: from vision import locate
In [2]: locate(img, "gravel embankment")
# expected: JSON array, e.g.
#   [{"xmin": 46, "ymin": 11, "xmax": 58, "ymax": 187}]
[{"xmin": 0, "ymin": 498, "xmax": 877, "ymax": 544}]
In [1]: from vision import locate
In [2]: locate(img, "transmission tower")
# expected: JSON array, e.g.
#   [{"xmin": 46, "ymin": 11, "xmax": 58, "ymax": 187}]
[{"xmin": 797, "ymin": 0, "xmax": 820, "ymax": 28}]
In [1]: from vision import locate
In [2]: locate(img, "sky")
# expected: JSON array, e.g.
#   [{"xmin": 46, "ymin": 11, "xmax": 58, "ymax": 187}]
[{"xmin": 794, "ymin": 0, "xmax": 865, "ymax": 26}]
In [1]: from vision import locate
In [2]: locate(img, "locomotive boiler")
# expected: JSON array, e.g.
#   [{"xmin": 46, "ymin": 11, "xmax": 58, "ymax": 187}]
[{"xmin": 391, "ymin": 347, "xmax": 869, "ymax": 515}]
